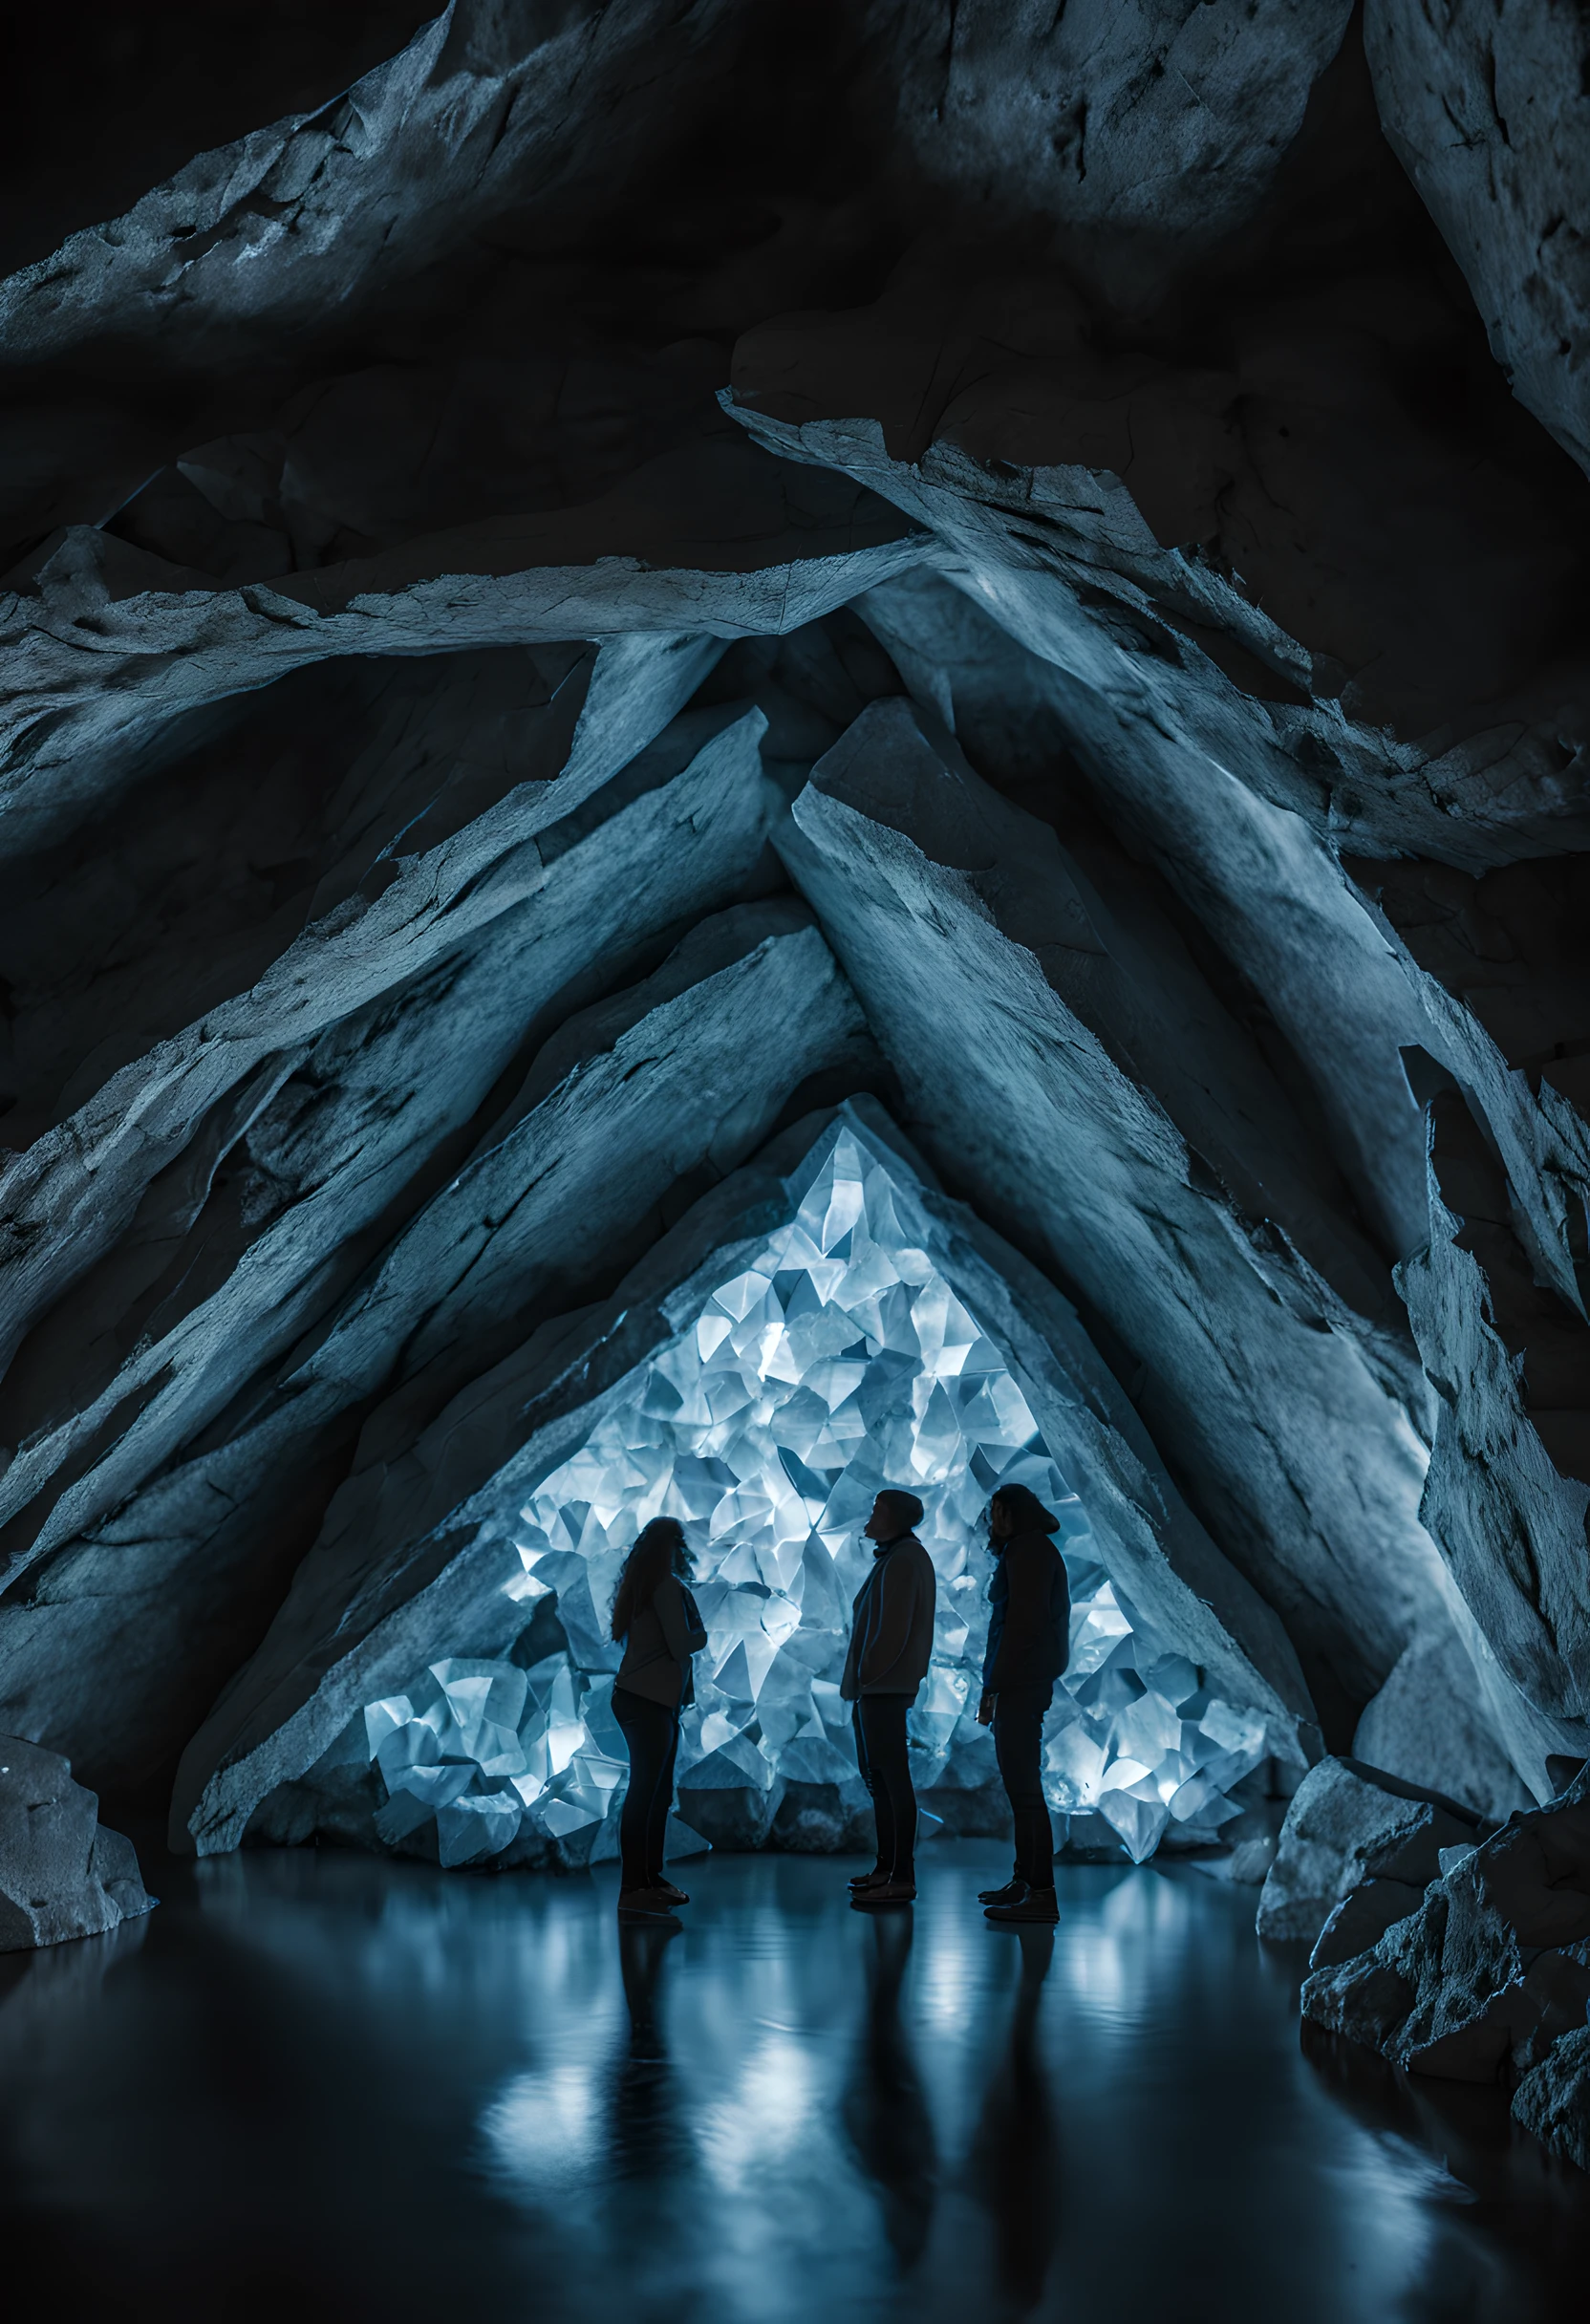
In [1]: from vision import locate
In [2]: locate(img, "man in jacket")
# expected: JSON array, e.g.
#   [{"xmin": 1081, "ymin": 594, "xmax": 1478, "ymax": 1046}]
[
  {"xmin": 841, "ymin": 1487, "xmax": 936, "ymax": 1908},
  {"xmin": 976, "ymin": 1484, "xmax": 1070, "ymax": 1925}
]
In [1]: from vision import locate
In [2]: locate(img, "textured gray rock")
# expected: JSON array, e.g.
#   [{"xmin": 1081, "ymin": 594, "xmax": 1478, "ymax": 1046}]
[
  {"xmin": 1366, "ymin": 0, "xmax": 1590, "ymax": 477},
  {"xmin": 0, "ymin": 437, "xmax": 923, "ymax": 861},
  {"xmin": 164, "ymin": 938, "xmax": 870, "ymax": 1852},
  {"xmin": 0, "ymin": 1734, "xmax": 153, "ymax": 1950},
  {"xmin": 1308, "ymin": 1876, "xmax": 1429, "ymax": 1974},
  {"xmin": 0, "ymin": 706, "xmax": 780, "ymax": 1585},
  {"xmin": 856, "ymin": 568, "xmax": 1434, "ymax": 1266},
  {"xmin": 0, "ymin": 629, "xmax": 723, "ymax": 1372},
  {"xmin": 1257, "ymin": 1755, "xmax": 1482, "ymax": 1946},
  {"xmin": 1352, "ymin": 1631, "xmax": 1533, "ymax": 1826},
  {"xmin": 1301, "ymin": 1766, "xmax": 1590, "ymax": 2083},
  {"xmin": 1352, "ymin": 854, "xmax": 1590, "ymax": 1341},
  {"xmin": 13, "ymin": 902, "xmax": 869, "ymax": 1807},
  {"xmin": 0, "ymin": 709, "xmax": 814, "ymax": 1793},
  {"xmin": 1397, "ymin": 1092, "xmax": 1590, "ymax": 1763},
  {"xmin": 726, "ymin": 327, "xmax": 1590, "ymax": 861},
  {"xmin": 0, "ymin": 1, "xmax": 742, "ymax": 374},
  {"xmin": 769, "ymin": 1781, "xmax": 875, "ymax": 1854},
  {"xmin": 858, "ymin": 0, "xmax": 1353, "ymax": 312},
  {"xmin": 1514, "ymin": 2022, "xmax": 1590, "ymax": 2173}
]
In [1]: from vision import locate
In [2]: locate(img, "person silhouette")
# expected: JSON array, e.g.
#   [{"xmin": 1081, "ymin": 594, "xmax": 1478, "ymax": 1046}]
[
  {"xmin": 967, "ymin": 1924, "xmax": 1061, "ymax": 2308},
  {"xmin": 842, "ymin": 1907, "xmax": 938, "ymax": 2269},
  {"xmin": 609, "ymin": 1517, "xmax": 707, "ymax": 1921},
  {"xmin": 841, "ymin": 1488, "xmax": 936, "ymax": 1908},
  {"xmin": 976, "ymin": 1484, "xmax": 1070, "ymax": 1925}
]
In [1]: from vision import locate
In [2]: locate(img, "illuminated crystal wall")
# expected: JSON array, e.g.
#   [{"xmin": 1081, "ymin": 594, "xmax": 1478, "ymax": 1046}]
[{"xmin": 356, "ymin": 1131, "xmax": 1268, "ymax": 1868}]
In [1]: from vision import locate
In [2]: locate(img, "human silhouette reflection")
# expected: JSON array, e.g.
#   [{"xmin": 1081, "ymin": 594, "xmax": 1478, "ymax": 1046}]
[
  {"xmin": 968, "ymin": 1925, "xmax": 1060, "ymax": 2310},
  {"xmin": 842, "ymin": 1907, "xmax": 937, "ymax": 2269},
  {"xmin": 609, "ymin": 1916, "xmax": 687, "ymax": 2182}
]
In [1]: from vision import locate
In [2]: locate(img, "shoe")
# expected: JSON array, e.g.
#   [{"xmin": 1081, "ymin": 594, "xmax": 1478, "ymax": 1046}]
[
  {"xmin": 651, "ymin": 1879, "xmax": 690, "ymax": 1905},
  {"xmin": 984, "ymin": 1887, "xmax": 1058, "ymax": 1925},
  {"xmin": 978, "ymin": 1877, "xmax": 1025, "ymax": 1905},
  {"xmin": 848, "ymin": 1867, "xmax": 888, "ymax": 1891},
  {"xmin": 617, "ymin": 1887, "xmax": 680, "ymax": 1921},
  {"xmin": 851, "ymin": 1879, "xmax": 916, "ymax": 1909}
]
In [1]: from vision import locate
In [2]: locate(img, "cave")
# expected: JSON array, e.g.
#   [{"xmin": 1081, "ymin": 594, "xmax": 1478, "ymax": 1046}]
[{"xmin": 4, "ymin": 4, "xmax": 1590, "ymax": 2314}]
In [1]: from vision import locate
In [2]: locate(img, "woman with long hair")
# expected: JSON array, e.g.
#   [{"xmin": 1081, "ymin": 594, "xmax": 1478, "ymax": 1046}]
[
  {"xmin": 610, "ymin": 1516, "xmax": 707, "ymax": 1921},
  {"xmin": 975, "ymin": 1482, "xmax": 1070, "ymax": 1926}
]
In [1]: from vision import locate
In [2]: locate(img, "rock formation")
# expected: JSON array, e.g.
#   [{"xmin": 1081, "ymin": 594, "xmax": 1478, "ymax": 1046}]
[
  {"xmin": 1, "ymin": 0, "xmax": 1589, "ymax": 2125},
  {"xmin": 1257, "ymin": 1754, "xmax": 1486, "ymax": 1948},
  {"xmin": 1300, "ymin": 1765, "xmax": 1590, "ymax": 2086},
  {"xmin": 0, "ymin": 1736, "xmax": 154, "ymax": 1950}
]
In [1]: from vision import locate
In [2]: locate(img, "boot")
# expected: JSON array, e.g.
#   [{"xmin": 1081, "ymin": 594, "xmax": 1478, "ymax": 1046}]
[
  {"xmin": 984, "ymin": 1884, "xmax": 1058, "ymax": 1926},
  {"xmin": 618, "ymin": 1887, "xmax": 679, "ymax": 1921},
  {"xmin": 848, "ymin": 1865, "xmax": 888, "ymax": 1891},
  {"xmin": 851, "ymin": 1878, "xmax": 916, "ymax": 1909},
  {"xmin": 978, "ymin": 1876, "xmax": 1025, "ymax": 1905},
  {"xmin": 651, "ymin": 1878, "xmax": 690, "ymax": 1905}
]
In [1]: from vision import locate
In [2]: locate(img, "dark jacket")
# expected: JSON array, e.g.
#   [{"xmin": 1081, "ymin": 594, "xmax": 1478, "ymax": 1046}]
[
  {"xmin": 841, "ymin": 1533, "xmax": 936, "ymax": 1701},
  {"xmin": 616, "ymin": 1573, "xmax": 708, "ymax": 1709},
  {"xmin": 982, "ymin": 1530, "xmax": 1069, "ymax": 1692}
]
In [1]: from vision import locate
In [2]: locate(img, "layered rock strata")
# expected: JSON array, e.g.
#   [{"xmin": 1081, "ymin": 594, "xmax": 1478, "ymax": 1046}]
[{"xmin": 0, "ymin": 0, "xmax": 1584, "ymax": 2166}]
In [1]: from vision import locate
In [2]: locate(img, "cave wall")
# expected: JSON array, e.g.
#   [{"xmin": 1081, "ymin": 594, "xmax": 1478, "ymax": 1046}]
[{"xmin": 0, "ymin": 0, "xmax": 1587, "ymax": 1837}]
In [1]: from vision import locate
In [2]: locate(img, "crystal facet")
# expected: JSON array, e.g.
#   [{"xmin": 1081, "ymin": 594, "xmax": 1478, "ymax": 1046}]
[{"xmin": 357, "ymin": 1132, "xmax": 1266, "ymax": 1865}]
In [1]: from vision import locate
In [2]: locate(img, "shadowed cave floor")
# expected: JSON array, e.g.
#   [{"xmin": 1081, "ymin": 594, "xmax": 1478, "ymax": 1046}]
[{"xmin": 1, "ymin": 1840, "xmax": 1585, "ymax": 2322}]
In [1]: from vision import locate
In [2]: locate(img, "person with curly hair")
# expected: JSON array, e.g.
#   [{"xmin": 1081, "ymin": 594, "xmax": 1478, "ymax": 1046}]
[
  {"xmin": 976, "ymin": 1484, "xmax": 1070, "ymax": 1926},
  {"xmin": 610, "ymin": 1516, "xmax": 707, "ymax": 1921}
]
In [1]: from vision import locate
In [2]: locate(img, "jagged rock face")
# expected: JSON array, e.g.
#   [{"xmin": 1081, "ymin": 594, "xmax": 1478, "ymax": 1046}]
[
  {"xmin": 1514, "ymin": 2022, "xmax": 1590, "ymax": 2172},
  {"xmin": 1365, "ymin": 0, "xmax": 1590, "ymax": 479},
  {"xmin": 852, "ymin": 0, "xmax": 1356, "ymax": 311},
  {"xmin": 1300, "ymin": 1766, "xmax": 1590, "ymax": 2087},
  {"xmin": 0, "ymin": 1736, "xmax": 153, "ymax": 1950},
  {"xmin": 0, "ymin": 0, "xmax": 1585, "ymax": 2007},
  {"xmin": 1351, "ymin": 1632, "xmax": 1530, "ymax": 1829},
  {"xmin": 1392, "ymin": 1089, "xmax": 1590, "ymax": 1796},
  {"xmin": 1257, "ymin": 1755, "xmax": 1484, "ymax": 1946}
]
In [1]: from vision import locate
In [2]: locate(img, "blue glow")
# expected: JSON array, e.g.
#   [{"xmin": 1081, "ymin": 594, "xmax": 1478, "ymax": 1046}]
[{"xmin": 359, "ymin": 1130, "xmax": 1265, "ymax": 1864}]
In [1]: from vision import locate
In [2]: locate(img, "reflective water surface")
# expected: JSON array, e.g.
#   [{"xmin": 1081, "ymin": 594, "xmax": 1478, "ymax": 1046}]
[{"xmin": 1, "ymin": 1840, "xmax": 1585, "ymax": 2321}]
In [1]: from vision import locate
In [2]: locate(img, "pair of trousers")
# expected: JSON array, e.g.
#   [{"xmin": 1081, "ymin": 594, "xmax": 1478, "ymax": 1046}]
[
  {"xmin": 993, "ymin": 1683, "xmax": 1056, "ymax": 1888},
  {"xmin": 612, "ymin": 1686, "xmax": 680, "ymax": 1889},
  {"xmin": 853, "ymin": 1692, "xmax": 917, "ymax": 1883}
]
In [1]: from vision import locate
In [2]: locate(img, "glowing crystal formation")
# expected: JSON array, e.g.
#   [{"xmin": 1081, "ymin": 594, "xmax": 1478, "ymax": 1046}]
[{"xmin": 360, "ymin": 1131, "xmax": 1268, "ymax": 1864}]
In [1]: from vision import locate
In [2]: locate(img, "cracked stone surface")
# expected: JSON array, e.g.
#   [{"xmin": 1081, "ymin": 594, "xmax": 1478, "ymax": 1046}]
[
  {"xmin": 1365, "ymin": 0, "xmax": 1590, "ymax": 480},
  {"xmin": 1514, "ymin": 2021, "xmax": 1590, "ymax": 2173},
  {"xmin": 1300, "ymin": 1765, "xmax": 1590, "ymax": 2087},
  {"xmin": 1257, "ymin": 1754, "xmax": 1485, "ymax": 1946},
  {"xmin": 0, "ymin": 1734, "xmax": 154, "ymax": 1951}
]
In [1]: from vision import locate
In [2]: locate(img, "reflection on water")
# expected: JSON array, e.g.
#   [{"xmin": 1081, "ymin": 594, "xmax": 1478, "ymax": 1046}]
[
  {"xmin": 844, "ymin": 1912, "xmax": 937, "ymax": 2269},
  {"xmin": 0, "ymin": 1843, "xmax": 1586, "ymax": 2321},
  {"xmin": 968, "ymin": 1926, "xmax": 1059, "ymax": 2310},
  {"xmin": 1300, "ymin": 2016, "xmax": 1586, "ymax": 2320}
]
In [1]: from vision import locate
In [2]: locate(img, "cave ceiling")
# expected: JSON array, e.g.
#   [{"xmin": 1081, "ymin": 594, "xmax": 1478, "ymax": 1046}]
[{"xmin": 0, "ymin": 0, "xmax": 1587, "ymax": 1849}]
